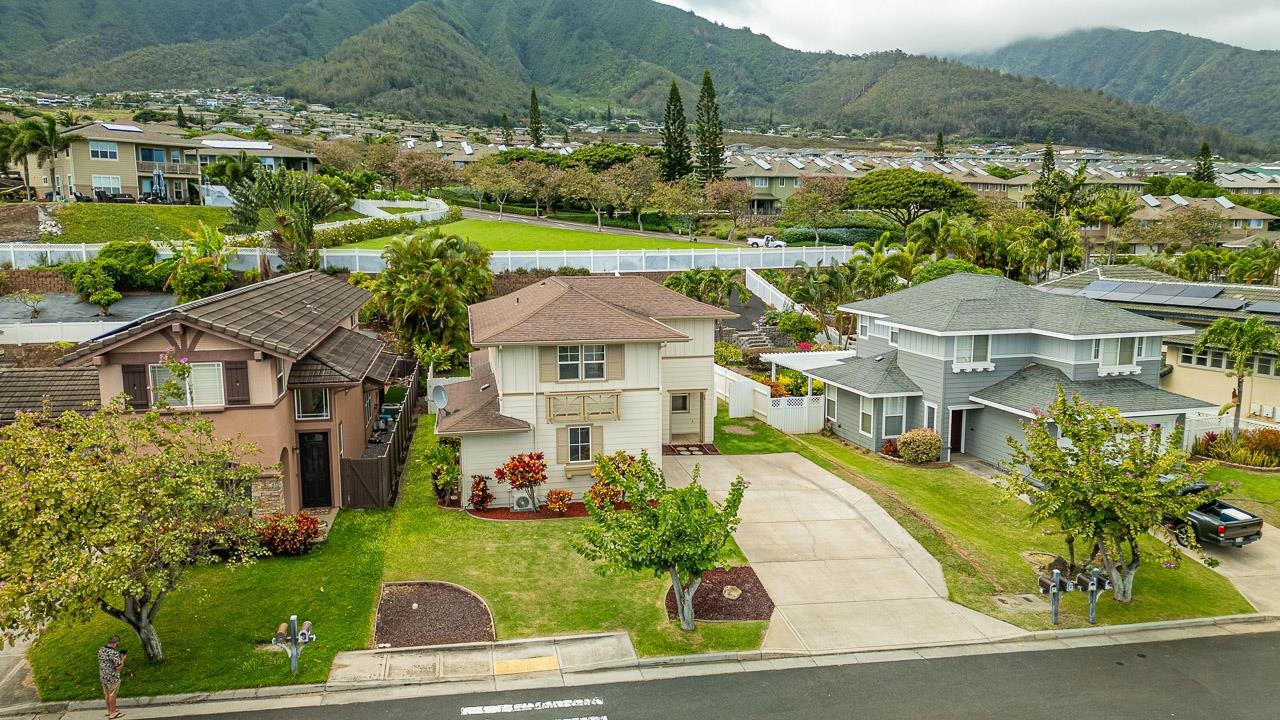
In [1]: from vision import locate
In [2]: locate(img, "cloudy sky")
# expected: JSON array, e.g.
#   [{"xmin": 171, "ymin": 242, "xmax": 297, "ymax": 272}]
[{"xmin": 656, "ymin": 1, "xmax": 1280, "ymax": 55}]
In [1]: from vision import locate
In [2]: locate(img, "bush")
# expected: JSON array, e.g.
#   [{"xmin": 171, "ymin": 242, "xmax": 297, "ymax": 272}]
[
  {"xmin": 897, "ymin": 428, "xmax": 943, "ymax": 463},
  {"xmin": 545, "ymin": 488, "xmax": 573, "ymax": 514},
  {"xmin": 881, "ymin": 439, "xmax": 899, "ymax": 457},
  {"xmin": 749, "ymin": 374, "xmax": 788, "ymax": 398},
  {"xmin": 780, "ymin": 227, "xmax": 904, "ymax": 246},
  {"xmin": 97, "ymin": 241, "xmax": 160, "ymax": 290},
  {"xmin": 1242, "ymin": 428, "xmax": 1280, "ymax": 458},
  {"xmin": 469, "ymin": 475, "xmax": 495, "ymax": 511},
  {"xmin": 494, "ymin": 451, "xmax": 548, "ymax": 497},
  {"xmin": 258, "ymin": 512, "xmax": 322, "ymax": 555},
  {"xmin": 68, "ymin": 264, "xmax": 121, "ymax": 313},
  {"xmin": 169, "ymin": 262, "xmax": 232, "ymax": 302},
  {"xmin": 313, "ymin": 217, "xmax": 425, "ymax": 248},
  {"xmin": 714, "ymin": 340, "xmax": 744, "ymax": 366},
  {"xmin": 776, "ymin": 312, "xmax": 823, "ymax": 345},
  {"xmin": 1195, "ymin": 432, "xmax": 1280, "ymax": 468},
  {"xmin": 588, "ymin": 450, "xmax": 638, "ymax": 507}
]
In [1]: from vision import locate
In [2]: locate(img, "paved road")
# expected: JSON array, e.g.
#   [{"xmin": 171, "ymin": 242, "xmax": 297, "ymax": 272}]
[
  {"xmin": 459, "ymin": 207, "xmax": 718, "ymax": 243},
  {"xmin": 167, "ymin": 632, "xmax": 1280, "ymax": 720}
]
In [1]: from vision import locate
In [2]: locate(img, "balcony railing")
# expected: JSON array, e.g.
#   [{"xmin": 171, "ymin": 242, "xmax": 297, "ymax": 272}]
[{"xmin": 136, "ymin": 161, "xmax": 200, "ymax": 176}]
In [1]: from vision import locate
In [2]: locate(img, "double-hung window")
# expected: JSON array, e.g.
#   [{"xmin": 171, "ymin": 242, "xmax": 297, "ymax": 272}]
[
  {"xmin": 858, "ymin": 315, "xmax": 870, "ymax": 339},
  {"xmin": 1096, "ymin": 337, "xmax": 1137, "ymax": 369},
  {"xmin": 149, "ymin": 362, "xmax": 224, "ymax": 408},
  {"xmin": 89, "ymin": 141, "xmax": 118, "ymax": 160},
  {"xmin": 882, "ymin": 396, "xmax": 905, "ymax": 438},
  {"xmin": 557, "ymin": 344, "xmax": 606, "ymax": 381},
  {"xmin": 275, "ymin": 357, "xmax": 286, "ymax": 397},
  {"xmin": 568, "ymin": 426, "xmax": 592, "ymax": 463},
  {"xmin": 954, "ymin": 335, "xmax": 990, "ymax": 364},
  {"xmin": 859, "ymin": 394, "xmax": 873, "ymax": 436}
]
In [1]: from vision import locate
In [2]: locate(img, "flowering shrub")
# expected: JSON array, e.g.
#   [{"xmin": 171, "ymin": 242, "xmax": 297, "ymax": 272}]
[
  {"xmin": 469, "ymin": 475, "xmax": 495, "ymax": 511},
  {"xmin": 796, "ymin": 341, "xmax": 813, "ymax": 351},
  {"xmin": 881, "ymin": 438, "xmax": 899, "ymax": 457},
  {"xmin": 1243, "ymin": 428, "xmax": 1280, "ymax": 457},
  {"xmin": 897, "ymin": 428, "xmax": 943, "ymax": 464},
  {"xmin": 494, "ymin": 452, "xmax": 548, "ymax": 505},
  {"xmin": 1195, "ymin": 431, "xmax": 1280, "ymax": 468},
  {"xmin": 258, "ymin": 512, "xmax": 322, "ymax": 555},
  {"xmin": 587, "ymin": 451, "xmax": 636, "ymax": 507},
  {"xmin": 545, "ymin": 488, "xmax": 573, "ymax": 514},
  {"xmin": 749, "ymin": 375, "xmax": 788, "ymax": 398},
  {"xmin": 714, "ymin": 341, "xmax": 744, "ymax": 366}
]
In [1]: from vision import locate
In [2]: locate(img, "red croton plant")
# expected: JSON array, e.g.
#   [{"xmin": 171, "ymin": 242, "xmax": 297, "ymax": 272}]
[{"xmin": 494, "ymin": 451, "xmax": 548, "ymax": 506}]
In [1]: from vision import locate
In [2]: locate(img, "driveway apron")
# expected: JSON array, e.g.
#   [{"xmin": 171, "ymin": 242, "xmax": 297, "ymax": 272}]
[
  {"xmin": 663, "ymin": 453, "xmax": 1020, "ymax": 653},
  {"xmin": 1200, "ymin": 523, "xmax": 1280, "ymax": 613}
]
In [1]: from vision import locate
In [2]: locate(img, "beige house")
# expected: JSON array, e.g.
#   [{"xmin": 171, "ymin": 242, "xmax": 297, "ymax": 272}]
[
  {"xmin": 436, "ymin": 275, "xmax": 734, "ymax": 506},
  {"xmin": 0, "ymin": 272, "xmax": 410, "ymax": 513}
]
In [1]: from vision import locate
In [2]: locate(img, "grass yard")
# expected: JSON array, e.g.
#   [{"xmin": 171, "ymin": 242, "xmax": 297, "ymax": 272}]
[
  {"xmin": 1206, "ymin": 465, "xmax": 1280, "ymax": 528},
  {"xmin": 713, "ymin": 403, "xmax": 1254, "ymax": 629},
  {"xmin": 324, "ymin": 209, "xmax": 367, "ymax": 222},
  {"xmin": 378, "ymin": 206, "xmax": 424, "ymax": 215},
  {"xmin": 342, "ymin": 218, "xmax": 727, "ymax": 251},
  {"xmin": 46, "ymin": 203, "xmax": 233, "ymax": 244},
  {"xmin": 28, "ymin": 509, "xmax": 392, "ymax": 701},
  {"xmin": 383, "ymin": 417, "xmax": 766, "ymax": 657}
]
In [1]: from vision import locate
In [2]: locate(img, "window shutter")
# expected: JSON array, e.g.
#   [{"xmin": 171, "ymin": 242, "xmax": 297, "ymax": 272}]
[
  {"xmin": 605, "ymin": 345, "xmax": 624, "ymax": 380},
  {"xmin": 591, "ymin": 425, "xmax": 604, "ymax": 458},
  {"xmin": 556, "ymin": 426, "xmax": 568, "ymax": 465},
  {"xmin": 539, "ymin": 346, "xmax": 556, "ymax": 383},
  {"xmin": 121, "ymin": 364, "xmax": 148, "ymax": 410},
  {"xmin": 225, "ymin": 361, "xmax": 250, "ymax": 406}
]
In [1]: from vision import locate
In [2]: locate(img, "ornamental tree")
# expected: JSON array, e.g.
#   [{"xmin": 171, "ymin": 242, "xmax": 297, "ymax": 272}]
[
  {"xmin": 576, "ymin": 452, "xmax": 747, "ymax": 631},
  {"xmin": 842, "ymin": 168, "xmax": 984, "ymax": 233},
  {"xmin": 0, "ymin": 399, "xmax": 264, "ymax": 661},
  {"xmin": 703, "ymin": 179, "xmax": 753, "ymax": 242},
  {"xmin": 780, "ymin": 175, "xmax": 848, "ymax": 245},
  {"xmin": 493, "ymin": 451, "xmax": 548, "ymax": 507},
  {"xmin": 1003, "ymin": 389, "xmax": 1219, "ymax": 602}
]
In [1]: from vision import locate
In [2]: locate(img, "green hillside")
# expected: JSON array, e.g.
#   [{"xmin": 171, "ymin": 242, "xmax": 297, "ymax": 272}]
[
  {"xmin": 959, "ymin": 28, "xmax": 1280, "ymax": 145},
  {"xmin": 0, "ymin": 1, "xmax": 1269, "ymax": 157}
]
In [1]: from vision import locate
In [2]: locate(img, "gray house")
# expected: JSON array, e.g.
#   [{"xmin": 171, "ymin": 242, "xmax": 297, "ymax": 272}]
[{"xmin": 787, "ymin": 273, "xmax": 1213, "ymax": 468}]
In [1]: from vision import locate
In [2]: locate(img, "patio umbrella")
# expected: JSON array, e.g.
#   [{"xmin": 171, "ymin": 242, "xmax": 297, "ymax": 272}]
[{"xmin": 152, "ymin": 167, "xmax": 167, "ymax": 200}]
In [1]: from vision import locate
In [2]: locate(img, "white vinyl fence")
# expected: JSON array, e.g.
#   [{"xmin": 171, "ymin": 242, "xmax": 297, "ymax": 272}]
[
  {"xmin": 1184, "ymin": 410, "xmax": 1277, "ymax": 448},
  {"xmin": 712, "ymin": 364, "xmax": 825, "ymax": 433},
  {"xmin": 744, "ymin": 267, "xmax": 801, "ymax": 312},
  {"xmin": 0, "ymin": 321, "xmax": 125, "ymax": 344}
]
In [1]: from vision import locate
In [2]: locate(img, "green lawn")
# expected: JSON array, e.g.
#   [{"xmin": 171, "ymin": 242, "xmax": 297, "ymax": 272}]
[
  {"xmin": 383, "ymin": 417, "xmax": 765, "ymax": 657},
  {"xmin": 1206, "ymin": 465, "xmax": 1280, "ymax": 528},
  {"xmin": 324, "ymin": 209, "xmax": 367, "ymax": 222},
  {"xmin": 28, "ymin": 509, "xmax": 392, "ymax": 701},
  {"xmin": 342, "ymin": 219, "xmax": 728, "ymax": 251},
  {"xmin": 46, "ymin": 203, "xmax": 233, "ymax": 244},
  {"xmin": 714, "ymin": 403, "xmax": 1254, "ymax": 629},
  {"xmin": 378, "ymin": 206, "xmax": 423, "ymax": 215}
]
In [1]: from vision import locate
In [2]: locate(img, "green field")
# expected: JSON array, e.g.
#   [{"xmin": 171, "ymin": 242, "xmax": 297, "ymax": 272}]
[
  {"xmin": 343, "ymin": 219, "xmax": 730, "ymax": 251},
  {"xmin": 1206, "ymin": 465, "xmax": 1280, "ymax": 528},
  {"xmin": 46, "ymin": 204, "xmax": 234, "ymax": 244}
]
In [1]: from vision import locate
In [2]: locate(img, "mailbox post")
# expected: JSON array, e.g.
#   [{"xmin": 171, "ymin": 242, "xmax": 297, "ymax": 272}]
[
  {"xmin": 1074, "ymin": 567, "xmax": 1113, "ymax": 624},
  {"xmin": 1037, "ymin": 569, "xmax": 1075, "ymax": 625},
  {"xmin": 271, "ymin": 614, "xmax": 315, "ymax": 674}
]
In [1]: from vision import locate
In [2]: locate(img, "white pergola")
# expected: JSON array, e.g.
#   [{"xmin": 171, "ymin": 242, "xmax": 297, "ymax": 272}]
[{"xmin": 760, "ymin": 350, "xmax": 856, "ymax": 395}]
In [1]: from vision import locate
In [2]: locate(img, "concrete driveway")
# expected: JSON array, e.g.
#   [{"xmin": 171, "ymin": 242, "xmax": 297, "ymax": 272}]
[
  {"xmin": 663, "ymin": 453, "xmax": 1020, "ymax": 653},
  {"xmin": 1201, "ymin": 523, "xmax": 1280, "ymax": 613},
  {"xmin": 0, "ymin": 632, "xmax": 35, "ymax": 711}
]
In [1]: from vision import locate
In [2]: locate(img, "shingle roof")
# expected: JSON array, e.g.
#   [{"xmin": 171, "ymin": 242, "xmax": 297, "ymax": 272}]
[
  {"xmin": 366, "ymin": 352, "xmax": 400, "ymax": 385},
  {"xmin": 63, "ymin": 122, "xmax": 201, "ymax": 148},
  {"xmin": 288, "ymin": 327, "xmax": 384, "ymax": 386},
  {"xmin": 805, "ymin": 350, "xmax": 922, "ymax": 397},
  {"xmin": 434, "ymin": 351, "xmax": 531, "ymax": 435},
  {"xmin": 842, "ymin": 273, "xmax": 1184, "ymax": 337},
  {"xmin": 970, "ymin": 363, "xmax": 1211, "ymax": 417},
  {"xmin": 1039, "ymin": 266, "xmax": 1280, "ymax": 326},
  {"xmin": 469, "ymin": 276, "xmax": 733, "ymax": 345},
  {"xmin": 0, "ymin": 367, "xmax": 100, "ymax": 421},
  {"xmin": 59, "ymin": 271, "xmax": 370, "ymax": 365}
]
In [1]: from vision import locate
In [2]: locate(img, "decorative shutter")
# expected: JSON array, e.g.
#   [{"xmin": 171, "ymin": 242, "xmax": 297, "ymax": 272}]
[
  {"xmin": 590, "ymin": 425, "xmax": 604, "ymax": 458},
  {"xmin": 121, "ymin": 364, "xmax": 148, "ymax": 410},
  {"xmin": 605, "ymin": 345, "xmax": 624, "ymax": 380},
  {"xmin": 555, "ymin": 426, "xmax": 568, "ymax": 465},
  {"xmin": 224, "ymin": 361, "xmax": 250, "ymax": 406},
  {"xmin": 539, "ymin": 346, "xmax": 557, "ymax": 383}
]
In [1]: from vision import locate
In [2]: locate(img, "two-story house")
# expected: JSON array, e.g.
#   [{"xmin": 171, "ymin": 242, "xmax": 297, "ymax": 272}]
[
  {"xmin": 783, "ymin": 273, "xmax": 1211, "ymax": 469},
  {"xmin": 0, "ymin": 271, "xmax": 407, "ymax": 513},
  {"xmin": 435, "ymin": 276, "xmax": 735, "ymax": 506}
]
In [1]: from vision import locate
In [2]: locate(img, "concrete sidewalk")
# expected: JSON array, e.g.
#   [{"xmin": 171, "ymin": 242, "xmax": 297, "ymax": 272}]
[{"xmin": 0, "ymin": 634, "xmax": 35, "ymax": 714}]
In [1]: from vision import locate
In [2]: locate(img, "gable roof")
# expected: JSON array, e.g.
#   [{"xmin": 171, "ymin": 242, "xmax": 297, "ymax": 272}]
[
  {"xmin": 805, "ymin": 350, "xmax": 922, "ymax": 397},
  {"xmin": 970, "ymin": 363, "xmax": 1211, "ymax": 418},
  {"xmin": 0, "ymin": 367, "xmax": 100, "ymax": 421},
  {"xmin": 842, "ymin": 273, "xmax": 1186, "ymax": 338},
  {"xmin": 434, "ymin": 350, "xmax": 531, "ymax": 435},
  {"xmin": 469, "ymin": 275, "xmax": 734, "ymax": 345},
  {"xmin": 288, "ymin": 327, "xmax": 385, "ymax": 386},
  {"xmin": 59, "ymin": 271, "xmax": 369, "ymax": 365}
]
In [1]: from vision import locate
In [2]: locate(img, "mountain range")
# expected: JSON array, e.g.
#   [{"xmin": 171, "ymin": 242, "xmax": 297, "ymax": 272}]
[
  {"xmin": 0, "ymin": 1, "xmax": 1270, "ymax": 158},
  {"xmin": 959, "ymin": 28, "xmax": 1280, "ymax": 146}
]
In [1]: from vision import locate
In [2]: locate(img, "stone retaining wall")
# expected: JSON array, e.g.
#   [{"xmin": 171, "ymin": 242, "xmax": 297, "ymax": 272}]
[{"xmin": 0, "ymin": 269, "xmax": 73, "ymax": 294}]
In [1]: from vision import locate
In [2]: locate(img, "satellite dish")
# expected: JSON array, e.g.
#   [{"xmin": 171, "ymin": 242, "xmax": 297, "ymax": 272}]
[{"xmin": 431, "ymin": 385, "xmax": 449, "ymax": 414}]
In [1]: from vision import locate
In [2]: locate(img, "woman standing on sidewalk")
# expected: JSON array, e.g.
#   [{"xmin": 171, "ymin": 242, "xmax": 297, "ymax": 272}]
[{"xmin": 98, "ymin": 635, "xmax": 126, "ymax": 719}]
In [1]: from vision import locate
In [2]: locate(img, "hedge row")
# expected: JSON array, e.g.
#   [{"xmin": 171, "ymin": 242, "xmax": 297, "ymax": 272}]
[{"xmin": 780, "ymin": 227, "xmax": 904, "ymax": 246}]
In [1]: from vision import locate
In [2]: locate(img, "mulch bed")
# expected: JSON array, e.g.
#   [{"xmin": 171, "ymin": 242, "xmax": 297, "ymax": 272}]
[
  {"xmin": 664, "ymin": 566, "xmax": 774, "ymax": 622},
  {"xmin": 373, "ymin": 582, "xmax": 494, "ymax": 648},
  {"xmin": 467, "ymin": 501, "xmax": 592, "ymax": 520}
]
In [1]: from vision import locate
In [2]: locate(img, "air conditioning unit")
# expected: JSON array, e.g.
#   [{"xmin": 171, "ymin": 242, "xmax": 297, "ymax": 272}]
[{"xmin": 510, "ymin": 493, "xmax": 536, "ymax": 512}]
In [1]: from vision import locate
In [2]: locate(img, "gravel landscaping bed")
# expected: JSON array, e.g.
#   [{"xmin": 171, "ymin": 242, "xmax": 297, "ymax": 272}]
[
  {"xmin": 373, "ymin": 582, "xmax": 494, "ymax": 647},
  {"xmin": 665, "ymin": 566, "xmax": 774, "ymax": 622}
]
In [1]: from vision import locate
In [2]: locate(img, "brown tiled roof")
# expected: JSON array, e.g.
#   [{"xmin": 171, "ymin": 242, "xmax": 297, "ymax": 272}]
[
  {"xmin": 468, "ymin": 276, "xmax": 735, "ymax": 345},
  {"xmin": 59, "ymin": 271, "xmax": 370, "ymax": 365},
  {"xmin": 288, "ymin": 327, "xmax": 384, "ymax": 386},
  {"xmin": 0, "ymin": 367, "xmax": 99, "ymax": 421},
  {"xmin": 366, "ymin": 352, "xmax": 399, "ymax": 384},
  {"xmin": 63, "ymin": 122, "xmax": 202, "ymax": 148},
  {"xmin": 434, "ymin": 351, "xmax": 531, "ymax": 435}
]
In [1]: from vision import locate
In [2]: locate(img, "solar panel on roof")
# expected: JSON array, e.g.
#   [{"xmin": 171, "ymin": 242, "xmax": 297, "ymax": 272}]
[
  {"xmin": 1164, "ymin": 296, "xmax": 1207, "ymax": 307},
  {"xmin": 1199, "ymin": 297, "xmax": 1247, "ymax": 311},
  {"xmin": 786, "ymin": 157, "xmax": 805, "ymax": 169},
  {"xmin": 1100, "ymin": 292, "xmax": 1143, "ymax": 302},
  {"xmin": 1247, "ymin": 302, "xmax": 1280, "ymax": 315},
  {"xmin": 1169, "ymin": 194, "xmax": 1190, "ymax": 206},
  {"xmin": 102, "ymin": 123, "xmax": 142, "ymax": 132},
  {"xmin": 1140, "ymin": 194, "xmax": 1160, "ymax": 207},
  {"xmin": 1176, "ymin": 285, "xmax": 1223, "ymax": 298},
  {"xmin": 1136, "ymin": 284, "xmax": 1182, "ymax": 297},
  {"xmin": 1114, "ymin": 282, "xmax": 1155, "ymax": 294},
  {"xmin": 1215, "ymin": 196, "xmax": 1236, "ymax": 209},
  {"xmin": 1083, "ymin": 280, "xmax": 1122, "ymax": 293}
]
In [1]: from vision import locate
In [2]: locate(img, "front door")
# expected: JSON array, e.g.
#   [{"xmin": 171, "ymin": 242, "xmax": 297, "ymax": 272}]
[
  {"xmin": 949, "ymin": 409, "xmax": 965, "ymax": 453},
  {"xmin": 299, "ymin": 432, "xmax": 332, "ymax": 507}
]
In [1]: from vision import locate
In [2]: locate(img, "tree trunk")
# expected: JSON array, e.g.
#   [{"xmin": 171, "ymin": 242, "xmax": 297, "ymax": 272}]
[
  {"xmin": 1098, "ymin": 537, "xmax": 1140, "ymax": 603},
  {"xmin": 533, "ymin": 199, "xmax": 540, "ymax": 218},
  {"xmin": 635, "ymin": 209, "xmax": 644, "ymax": 233},
  {"xmin": 728, "ymin": 219, "xmax": 737, "ymax": 244},
  {"xmin": 496, "ymin": 199, "xmax": 505, "ymax": 220},
  {"xmin": 595, "ymin": 208, "xmax": 603, "ymax": 231},
  {"xmin": 99, "ymin": 591, "xmax": 167, "ymax": 661},
  {"xmin": 22, "ymin": 158, "xmax": 33, "ymax": 201},
  {"xmin": 137, "ymin": 621, "xmax": 164, "ymax": 661},
  {"xmin": 814, "ymin": 228, "xmax": 821, "ymax": 247},
  {"xmin": 1233, "ymin": 375, "xmax": 1245, "ymax": 438},
  {"xmin": 668, "ymin": 566, "xmax": 701, "ymax": 632},
  {"xmin": 1065, "ymin": 535, "xmax": 1076, "ymax": 573}
]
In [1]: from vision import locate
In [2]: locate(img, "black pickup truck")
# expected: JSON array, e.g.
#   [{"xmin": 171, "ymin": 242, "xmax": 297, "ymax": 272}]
[{"xmin": 1165, "ymin": 482, "xmax": 1264, "ymax": 549}]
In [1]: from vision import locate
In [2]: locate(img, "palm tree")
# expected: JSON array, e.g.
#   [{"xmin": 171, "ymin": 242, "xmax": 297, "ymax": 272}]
[
  {"xmin": 1028, "ymin": 214, "xmax": 1081, "ymax": 278},
  {"xmin": 53, "ymin": 110, "xmax": 91, "ymax": 128},
  {"xmin": 1196, "ymin": 316, "xmax": 1280, "ymax": 438},
  {"xmin": 1090, "ymin": 190, "xmax": 1138, "ymax": 266},
  {"xmin": 3, "ymin": 121, "xmax": 37, "ymax": 200},
  {"xmin": 908, "ymin": 210, "xmax": 975, "ymax": 262},
  {"xmin": 662, "ymin": 268, "xmax": 751, "ymax": 308},
  {"xmin": 850, "ymin": 233, "xmax": 904, "ymax": 299},
  {"xmin": 20, "ymin": 115, "xmax": 68, "ymax": 199},
  {"xmin": 204, "ymin": 150, "xmax": 263, "ymax": 186},
  {"xmin": 229, "ymin": 169, "xmax": 345, "ymax": 272}
]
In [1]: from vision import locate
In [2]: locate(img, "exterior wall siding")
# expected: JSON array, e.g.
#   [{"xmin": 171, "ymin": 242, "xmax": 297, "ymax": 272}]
[
  {"xmin": 1162, "ymin": 346, "xmax": 1271, "ymax": 414},
  {"xmin": 963, "ymin": 407, "xmax": 1028, "ymax": 469},
  {"xmin": 830, "ymin": 387, "xmax": 877, "ymax": 452}
]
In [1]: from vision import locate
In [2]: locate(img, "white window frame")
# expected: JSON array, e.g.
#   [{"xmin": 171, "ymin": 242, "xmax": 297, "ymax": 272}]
[
  {"xmin": 568, "ymin": 425, "xmax": 592, "ymax": 464},
  {"xmin": 953, "ymin": 334, "xmax": 993, "ymax": 371},
  {"xmin": 148, "ymin": 362, "xmax": 224, "ymax": 408},
  {"xmin": 924, "ymin": 402, "xmax": 938, "ymax": 432},
  {"xmin": 889, "ymin": 328, "xmax": 900, "ymax": 346},
  {"xmin": 752, "ymin": 177, "xmax": 768, "ymax": 187},
  {"xmin": 557, "ymin": 344, "xmax": 606, "ymax": 381},
  {"xmin": 582, "ymin": 344, "xmax": 605, "ymax": 380},
  {"xmin": 858, "ymin": 316, "xmax": 870, "ymax": 339},
  {"xmin": 91, "ymin": 175, "xmax": 122, "ymax": 194},
  {"xmin": 859, "ymin": 394, "xmax": 873, "ymax": 437},
  {"xmin": 1256, "ymin": 355, "xmax": 1275, "ymax": 377},
  {"xmin": 557, "ymin": 345, "xmax": 581, "ymax": 381},
  {"xmin": 275, "ymin": 357, "xmax": 286, "ymax": 397},
  {"xmin": 89, "ymin": 141, "xmax": 118, "ymax": 160},
  {"xmin": 882, "ymin": 396, "xmax": 906, "ymax": 438},
  {"xmin": 294, "ymin": 388, "xmax": 330, "ymax": 420},
  {"xmin": 671, "ymin": 393, "xmax": 690, "ymax": 413},
  {"xmin": 825, "ymin": 386, "xmax": 837, "ymax": 422}
]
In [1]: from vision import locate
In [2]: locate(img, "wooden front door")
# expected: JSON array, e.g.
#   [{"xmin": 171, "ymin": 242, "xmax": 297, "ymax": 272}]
[{"xmin": 298, "ymin": 432, "xmax": 332, "ymax": 507}]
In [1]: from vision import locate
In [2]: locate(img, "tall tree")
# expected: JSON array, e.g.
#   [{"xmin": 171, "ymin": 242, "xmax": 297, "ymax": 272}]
[
  {"xmin": 0, "ymin": 398, "xmax": 264, "ymax": 661},
  {"xmin": 392, "ymin": 151, "xmax": 458, "ymax": 197},
  {"xmin": 176, "ymin": 105, "xmax": 188, "ymax": 129},
  {"xmin": 843, "ymin": 168, "xmax": 984, "ymax": 233},
  {"xmin": 648, "ymin": 178, "xmax": 705, "ymax": 236},
  {"xmin": 1039, "ymin": 132, "xmax": 1055, "ymax": 183},
  {"xmin": 704, "ymin": 179, "xmax": 753, "ymax": 242},
  {"xmin": 528, "ymin": 87, "xmax": 544, "ymax": 148},
  {"xmin": 229, "ymin": 169, "xmax": 346, "ymax": 272},
  {"xmin": 1089, "ymin": 190, "xmax": 1139, "ymax": 266},
  {"xmin": 933, "ymin": 132, "xmax": 946, "ymax": 160},
  {"xmin": 561, "ymin": 165, "xmax": 615, "ymax": 231},
  {"xmin": 604, "ymin": 156, "xmax": 660, "ymax": 232},
  {"xmin": 19, "ymin": 115, "xmax": 68, "ymax": 198},
  {"xmin": 660, "ymin": 80, "xmax": 693, "ymax": 181},
  {"xmin": 499, "ymin": 112, "xmax": 514, "ymax": 146},
  {"xmin": 576, "ymin": 452, "xmax": 747, "ymax": 632},
  {"xmin": 1192, "ymin": 142, "xmax": 1217, "ymax": 184},
  {"xmin": 204, "ymin": 150, "xmax": 263, "ymax": 187},
  {"xmin": 781, "ymin": 175, "xmax": 847, "ymax": 245},
  {"xmin": 53, "ymin": 110, "xmax": 90, "ymax": 128},
  {"xmin": 1196, "ymin": 316, "xmax": 1280, "ymax": 438},
  {"xmin": 464, "ymin": 159, "xmax": 521, "ymax": 219},
  {"xmin": 693, "ymin": 70, "xmax": 725, "ymax": 183}
]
